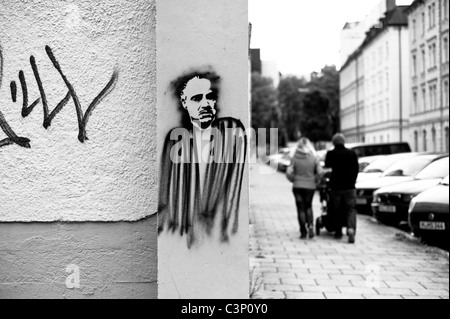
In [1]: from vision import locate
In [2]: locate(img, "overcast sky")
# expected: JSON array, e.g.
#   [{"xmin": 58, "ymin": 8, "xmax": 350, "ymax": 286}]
[{"xmin": 249, "ymin": 0, "xmax": 413, "ymax": 77}]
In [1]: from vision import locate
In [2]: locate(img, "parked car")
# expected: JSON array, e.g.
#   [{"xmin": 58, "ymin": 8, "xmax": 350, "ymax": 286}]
[
  {"xmin": 344, "ymin": 141, "xmax": 411, "ymax": 158},
  {"xmin": 319, "ymin": 142, "xmax": 411, "ymax": 170},
  {"xmin": 408, "ymin": 175, "xmax": 449, "ymax": 247},
  {"xmin": 358, "ymin": 155, "xmax": 385, "ymax": 172},
  {"xmin": 267, "ymin": 148, "xmax": 292, "ymax": 172},
  {"xmin": 357, "ymin": 152, "xmax": 421, "ymax": 183},
  {"xmin": 355, "ymin": 153, "xmax": 448, "ymax": 214},
  {"xmin": 371, "ymin": 157, "xmax": 449, "ymax": 226}
]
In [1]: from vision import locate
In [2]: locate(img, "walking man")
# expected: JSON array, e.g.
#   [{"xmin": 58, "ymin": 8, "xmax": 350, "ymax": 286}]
[{"xmin": 325, "ymin": 133, "xmax": 359, "ymax": 243}]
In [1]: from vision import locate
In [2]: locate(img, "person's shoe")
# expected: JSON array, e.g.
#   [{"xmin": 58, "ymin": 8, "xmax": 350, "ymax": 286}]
[
  {"xmin": 300, "ymin": 233, "xmax": 307, "ymax": 239},
  {"xmin": 308, "ymin": 227, "xmax": 315, "ymax": 239},
  {"xmin": 347, "ymin": 228, "xmax": 355, "ymax": 244},
  {"xmin": 334, "ymin": 232, "xmax": 343, "ymax": 239}
]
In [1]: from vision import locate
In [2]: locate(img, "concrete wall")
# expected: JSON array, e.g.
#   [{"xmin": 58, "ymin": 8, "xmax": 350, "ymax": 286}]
[
  {"xmin": 157, "ymin": 0, "xmax": 249, "ymax": 299},
  {"xmin": 0, "ymin": 0, "xmax": 158, "ymax": 299},
  {"xmin": 0, "ymin": 0, "xmax": 157, "ymax": 222},
  {"xmin": 0, "ymin": 216, "xmax": 157, "ymax": 299}
]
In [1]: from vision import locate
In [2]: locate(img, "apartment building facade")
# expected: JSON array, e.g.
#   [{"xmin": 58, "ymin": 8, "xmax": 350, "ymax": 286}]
[
  {"xmin": 340, "ymin": 6, "xmax": 411, "ymax": 144},
  {"xmin": 406, "ymin": 0, "xmax": 449, "ymax": 153}
]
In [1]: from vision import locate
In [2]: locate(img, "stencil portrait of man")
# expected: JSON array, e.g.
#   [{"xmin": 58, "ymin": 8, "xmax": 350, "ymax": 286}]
[{"xmin": 158, "ymin": 68, "xmax": 247, "ymax": 248}]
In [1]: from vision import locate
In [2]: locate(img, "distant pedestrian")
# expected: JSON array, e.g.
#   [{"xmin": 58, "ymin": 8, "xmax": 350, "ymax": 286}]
[
  {"xmin": 324, "ymin": 133, "xmax": 359, "ymax": 243},
  {"xmin": 289, "ymin": 137, "xmax": 323, "ymax": 239}
]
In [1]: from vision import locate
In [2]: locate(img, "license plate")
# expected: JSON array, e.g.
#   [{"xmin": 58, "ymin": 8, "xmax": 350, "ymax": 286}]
[
  {"xmin": 356, "ymin": 198, "xmax": 367, "ymax": 205},
  {"xmin": 379, "ymin": 205, "xmax": 396, "ymax": 213},
  {"xmin": 419, "ymin": 221, "xmax": 446, "ymax": 230}
]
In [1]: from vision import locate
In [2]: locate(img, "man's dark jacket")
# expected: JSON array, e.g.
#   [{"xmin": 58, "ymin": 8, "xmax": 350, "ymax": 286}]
[{"xmin": 325, "ymin": 144, "xmax": 359, "ymax": 190}]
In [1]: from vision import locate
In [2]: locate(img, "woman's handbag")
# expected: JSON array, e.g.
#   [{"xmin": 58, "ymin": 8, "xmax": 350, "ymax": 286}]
[{"xmin": 285, "ymin": 164, "xmax": 295, "ymax": 182}]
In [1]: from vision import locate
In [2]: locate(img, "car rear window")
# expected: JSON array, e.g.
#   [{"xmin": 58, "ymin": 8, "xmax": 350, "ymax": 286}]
[
  {"xmin": 382, "ymin": 156, "xmax": 437, "ymax": 177},
  {"xmin": 351, "ymin": 143, "xmax": 410, "ymax": 158}
]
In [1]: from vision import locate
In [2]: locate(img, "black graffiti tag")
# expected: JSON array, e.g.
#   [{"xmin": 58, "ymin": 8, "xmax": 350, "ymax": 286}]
[
  {"xmin": 0, "ymin": 45, "xmax": 118, "ymax": 149},
  {"xmin": 0, "ymin": 45, "xmax": 31, "ymax": 148}
]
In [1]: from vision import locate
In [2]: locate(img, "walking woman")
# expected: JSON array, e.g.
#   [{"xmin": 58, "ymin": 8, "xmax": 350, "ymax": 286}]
[{"xmin": 290, "ymin": 137, "xmax": 322, "ymax": 239}]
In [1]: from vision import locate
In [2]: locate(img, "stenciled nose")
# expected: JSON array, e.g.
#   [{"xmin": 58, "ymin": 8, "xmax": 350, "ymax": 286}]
[{"xmin": 197, "ymin": 96, "xmax": 212, "ymax": 110}]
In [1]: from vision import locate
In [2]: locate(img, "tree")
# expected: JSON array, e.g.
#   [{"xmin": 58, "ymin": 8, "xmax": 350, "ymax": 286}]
[
  {"xmin": 251, "ymin": 72, "xmax": 278, "ymax": 131},
  {"xmin": 308, "ymin": 65, "xmax": 340, "ymax": 134},
  {"xmin": 277, "ymin": 75, "xmax": 307, "ymax": 142},
  {"xmin": 300, "ymin": 90, "xmax": 333, "ymax": 142}
]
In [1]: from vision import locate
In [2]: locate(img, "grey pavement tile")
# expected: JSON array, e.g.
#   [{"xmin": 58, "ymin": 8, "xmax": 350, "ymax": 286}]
[
  {"xmin": 410, "ymin": 288, "xmax": 449, "ymax": 297},
  {"xmin": 324, "ymin": 293, "xmax": 365, "ymax": 299},
  {"xmin": 258, "ymin": 277, "xmax": 282, "ymax": 285},
  {"xmin": 375, "ymin": 287, "xmax": 417, "ymax": 296},
  {"xmin": 350, "ymin": 280, "xmax": 389, "ymax": 289},
  {"xmin": 430, "ymin": 277, "xmax": 450, "ymax": 284},
  {"xmin": 252, "ymin": 291, "xmax": 285, "ymax": 299},
  {"xmin": 285, "ymin": 292, "xmax": 326, "ymax": 299},
  {"xmin": 363, "ymin": 294, "xmax": 404, "ymax": 299},
  {"xmin": 300, "ymin": 285, "xmax": 340, "ymax": 293},
  {"xmin": 316, "ymin": 279, "xmax": 352, "ymax": 287},
  {"xmin": 261, "ymin": 276, "xmax": 298, "ymax": 283},
  {"xmin": 281, "ymin": 278, "xmax": 317, "ymax": 286},
  {"xmin": 385, "ymin": 281, "xmax": 427, "ymax": 289},
  {"xmin": 338, "ymin": 286, "xmax": 378, "ymax": 295},
  {"xmin": 264, "ymin": 284, "xmax": 302, "ymax": 292},
  {"xmin": 403, "ymin": 295, "xmax": 443, "ymax": 299},
  {"xmin": 329, "ymin": 274, "xmax": 366, "ymax": 281}
]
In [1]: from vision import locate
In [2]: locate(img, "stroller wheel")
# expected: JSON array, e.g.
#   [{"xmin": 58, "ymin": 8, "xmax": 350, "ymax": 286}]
[{"xmin": 315, "ymin": 217, "xmax": 322, "ymax": 236}]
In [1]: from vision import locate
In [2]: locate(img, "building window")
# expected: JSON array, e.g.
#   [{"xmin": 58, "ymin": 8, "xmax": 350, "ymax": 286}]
[
  {"xmin": 446, "ymin": 127, "xmax": 449, "ymax": 152},
  {"xmin": 429, "ymin": 43, "xmax": 437, "ymax": 68},
  {"xmin": 432, "ymin": 127, "xmax": 437, "ymax": 152},
  {"xmin": 414, "ymin": 131, "xmax": 419, "ymax": 151},
  {"xmin": 428, "ymin": 5, "xmax": 432, "ymax": 29},
  {"xmin": 412, "ymin": 19, "xmax": 416, "ymax": 41},
  {"xmin": 412, "ymin": 54, "xmax": 417, "ymax": 76},
  {"xmin": 433, "ymin": 84, "xmax": 438, "ymax": 109},
  {"xmin": 422, "ymin": 12, "xmax": 425, "ymax": 35},
  {"xmin": 386, "ymin": 71, "xmax": 389, "ymax": 89},
  {"xmin": 423, "ymin": 129, "xmax": 427, "ymax": 151},
  {"xmin": 421, "ymin": 48, "xmax": 426, "ymax": 73},
  {"xmin": 422, "ymin": 87, "xmax": 427, "ymax": 111},
  {"xmin": 444, "ymin": 0, "xmax": 449, "ymax": 21},
  {"xmin": 432, "ymin": 2, "xmax": 436, "ymax": 27},
  {"xmin": 444, "ymin": 80, "xmax": 449, "ymax": 107},
  {"xmin": 443, "ymin": 37, "xmax": 449, "ymax": 64},
  {"xmin": 413, "ymin": 90, "xmax": 418, "ymax": 113},
  {"xmin": 429, "ymin": 84, "xmax": 434, "ymax": 109}
]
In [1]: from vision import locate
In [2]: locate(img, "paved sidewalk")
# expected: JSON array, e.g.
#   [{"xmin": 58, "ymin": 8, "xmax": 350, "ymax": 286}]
[{"xmin": 249, "ymin": 162, "xmax": 449, "ymax": 299}]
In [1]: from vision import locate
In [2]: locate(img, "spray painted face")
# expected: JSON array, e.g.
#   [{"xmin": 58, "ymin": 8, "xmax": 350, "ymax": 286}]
[{"xmin": 180, "ymin": 77, "xmax": 217, "ymax": 129}]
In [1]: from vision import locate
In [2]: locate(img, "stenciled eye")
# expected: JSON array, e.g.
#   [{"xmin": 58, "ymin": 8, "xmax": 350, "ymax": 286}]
[
  {"xmin": 206, "ymin": 92, "xmax": 217, "ymax": 100},
  {"xmin": 191, "ymin": 94, "xmax": 203, "ymax": 102}
]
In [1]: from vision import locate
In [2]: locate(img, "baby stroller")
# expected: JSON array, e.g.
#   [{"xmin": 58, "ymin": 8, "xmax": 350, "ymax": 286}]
[{"xmin": 315, "ymin": 170, "xmax": 337, "ymax": 236}]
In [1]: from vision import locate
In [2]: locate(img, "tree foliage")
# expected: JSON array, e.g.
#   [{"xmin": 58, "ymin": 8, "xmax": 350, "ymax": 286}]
[
  {"xmin": 250, "ymin": 64, "xmax": 340, "ymax": 146},
  {"xmin": 277, "ymin": 76, "xmax": 307, "ymax": 142},
  {"xmin": 308, "ymin": 65, "xmax": 340, "ymax": 134},
  {"xmin": 300, "ymin": 90, "xmax": 333, "ymax": 142},
  {"xmin": 251, "ymin": 72, "xmax": 278, "ymax": 130}
]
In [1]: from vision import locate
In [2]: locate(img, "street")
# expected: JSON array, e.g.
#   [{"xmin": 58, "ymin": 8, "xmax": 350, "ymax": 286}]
[{"xmin": 249, "ymin": 162, "xmax": 449, "ymax": 299}]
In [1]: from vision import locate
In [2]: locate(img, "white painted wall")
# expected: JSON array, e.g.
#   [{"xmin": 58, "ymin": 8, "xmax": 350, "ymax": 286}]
[
  {"xmin": 157, "ymin": 0, "xmax": 249, "ymax": 299},
  {"xmin": 0, "ymin": 0, "xmax": 157, "ymax": 221}
]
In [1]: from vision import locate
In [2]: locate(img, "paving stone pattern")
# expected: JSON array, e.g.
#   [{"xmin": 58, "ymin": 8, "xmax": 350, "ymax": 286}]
[{"xmin": 249, "ymin": 163, "xmax": 449, "ymax": 299}]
